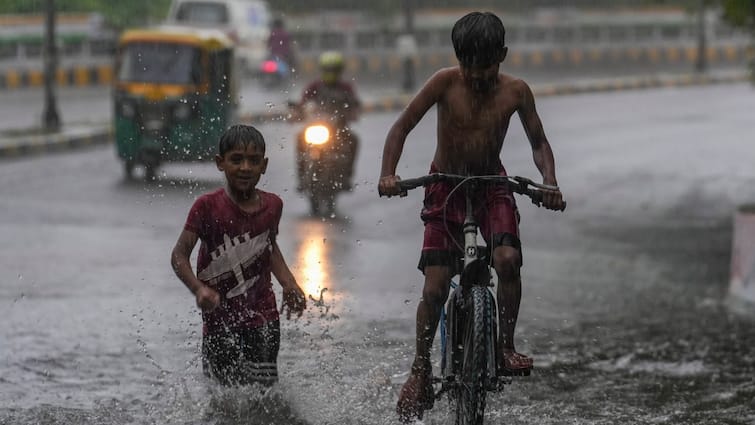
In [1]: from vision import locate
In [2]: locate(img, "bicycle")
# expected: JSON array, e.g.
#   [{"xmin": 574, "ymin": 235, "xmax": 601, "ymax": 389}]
[{"xmin": 392, "ymin": 172, "xmax": 565, "ymax": 425}]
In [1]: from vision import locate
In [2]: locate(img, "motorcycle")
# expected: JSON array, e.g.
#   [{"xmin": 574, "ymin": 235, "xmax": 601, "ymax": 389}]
[{"xmin": 291, "ymin": 101, "xmax": 358, "ymax": 217}]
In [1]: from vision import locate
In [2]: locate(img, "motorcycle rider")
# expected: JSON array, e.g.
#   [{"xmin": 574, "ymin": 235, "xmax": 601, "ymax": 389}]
[
  {"xmin": 267, "ymin": 16, "xmax": 296, "ymax": 73},
  {"xmin": 294, "ymin": 51, "xmax": 361, "ymax": 192}
]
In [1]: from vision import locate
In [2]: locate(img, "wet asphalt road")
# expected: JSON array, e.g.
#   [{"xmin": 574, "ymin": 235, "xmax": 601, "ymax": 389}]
[{"xmin": 2, "ymin": 83, "xmax": 755, "ymax": 424}]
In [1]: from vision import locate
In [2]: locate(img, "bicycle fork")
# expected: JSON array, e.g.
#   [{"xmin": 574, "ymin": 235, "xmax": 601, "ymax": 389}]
[{"xmin": 435, "ymin": 191, "xmax": 509, "ymax": 401}]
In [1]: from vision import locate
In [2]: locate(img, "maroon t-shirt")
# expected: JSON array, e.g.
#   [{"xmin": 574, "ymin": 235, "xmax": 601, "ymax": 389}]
[{"xmin": 184, "ymin": 188, "xmax": 282, "ymax": 335}]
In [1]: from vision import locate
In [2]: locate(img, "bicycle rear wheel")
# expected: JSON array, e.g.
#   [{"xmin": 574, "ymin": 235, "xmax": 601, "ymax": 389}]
[{"xmin": 454, "ymin": 286, "xmax": 494, "ymax": 425}]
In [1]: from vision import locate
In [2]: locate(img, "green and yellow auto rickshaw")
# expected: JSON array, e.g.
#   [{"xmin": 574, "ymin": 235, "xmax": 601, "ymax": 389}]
[{"xmin": 114, "ymin": 26, "xmax": 238, "ymax": 179}]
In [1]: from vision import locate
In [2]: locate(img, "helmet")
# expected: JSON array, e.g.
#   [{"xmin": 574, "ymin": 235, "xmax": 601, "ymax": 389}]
[
  {"xmin": 319, "ymin": 51, "xmax": 344, "ymax": 71},
  {"xmin": 318, "ymin": 51, "xmax": 344, "ymax": 84}
]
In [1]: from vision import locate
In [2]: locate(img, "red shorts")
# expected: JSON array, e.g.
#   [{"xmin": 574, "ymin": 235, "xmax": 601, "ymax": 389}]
[{"xmin": 418, "ymin": 163, "xmax": 520, "ymax": 273}]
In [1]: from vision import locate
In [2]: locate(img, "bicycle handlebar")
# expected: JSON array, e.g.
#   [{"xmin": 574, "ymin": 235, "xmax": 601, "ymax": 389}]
[{"xmin": 390, "ymin": 173, "xmax": 566, "ymax": 211}]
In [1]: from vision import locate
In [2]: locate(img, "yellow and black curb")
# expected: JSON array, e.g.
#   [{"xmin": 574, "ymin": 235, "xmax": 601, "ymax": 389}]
[
  {"xmin": 530, "ymin": 71, "xmax": 750, "ymax": 96},
  {"xmin": 0, "ymin": 65, "xmax": 113, "ymax": 90},
  {"xmin": 0, "ymin": 71, "xmax": 749, "ymax": 159},
  {"xmin": 1, "ymin": 44, "xmax": 751, "ymax": 90},
  {"xmin": 302, "ymin": 44, "xmax": 753, "ymax": 76}
]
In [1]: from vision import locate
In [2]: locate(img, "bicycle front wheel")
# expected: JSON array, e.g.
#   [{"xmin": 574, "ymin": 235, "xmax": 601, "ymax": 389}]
[{"xmin": 455, "ymin": 286, "xmax": 494, "ymax": 425}]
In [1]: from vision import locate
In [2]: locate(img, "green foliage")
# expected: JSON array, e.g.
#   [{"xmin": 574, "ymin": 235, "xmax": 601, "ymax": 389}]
[
  {"xmin": 98, "ymin": 0, "xmax": 172, "ymax": 29},
  {"xmin": 0, "ymin": 0, "xmax": 172, "ymax": 29},
  {"xmin": 721, "ymin": 0, "xmax": 755, "ymax": 28}
]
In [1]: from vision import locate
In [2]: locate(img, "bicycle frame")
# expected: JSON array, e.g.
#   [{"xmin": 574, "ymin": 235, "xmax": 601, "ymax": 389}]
[
  {"xmin": 388, "ymin": 172, "xmax": 563, "ymax": 424},
  {"xmin": 438, "ymin": 181, "xmax": 501, "ymax": 396}
]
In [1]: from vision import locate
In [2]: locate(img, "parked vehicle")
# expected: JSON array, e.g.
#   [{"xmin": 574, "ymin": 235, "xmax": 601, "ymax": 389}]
[
  {"xmin": 165, "ymin": 0, "xmax": 271, "ymax": 75},
  {"xmin": 113, "ymin": 26, "xmax": 238, "ymax": 180}
]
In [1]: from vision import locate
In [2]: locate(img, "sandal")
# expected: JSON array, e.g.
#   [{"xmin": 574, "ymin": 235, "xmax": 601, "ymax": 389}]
[{"xmin": 500, "ymin": 351, "xmax": 533, "ymax": 376}]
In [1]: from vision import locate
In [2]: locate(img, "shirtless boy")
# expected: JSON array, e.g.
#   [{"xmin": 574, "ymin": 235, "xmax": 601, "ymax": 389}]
[{"xmin": 378, "ymin": 11, "xmax": 566, "ymax": 422}]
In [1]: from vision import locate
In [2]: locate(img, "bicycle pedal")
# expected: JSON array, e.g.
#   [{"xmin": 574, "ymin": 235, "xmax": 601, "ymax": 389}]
[
  {"xmin": 486, "ymin": 377, "xmax": 509, "ymax": 392},
  {"xmin": 498, "ymin": 367, "xmax": 532, "ymax": 377}
]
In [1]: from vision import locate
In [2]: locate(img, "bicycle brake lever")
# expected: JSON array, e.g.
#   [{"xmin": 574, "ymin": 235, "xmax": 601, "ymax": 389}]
[
  {"xmin": 513, "ymin": 176, "xmax": 535, "ymax": 185},
  {"xmin": 515, "ymin": 175, "xmax": 560, "ymax": 192},
  {"xmin": 530, "ymin": 190, "xmax": 543, "ymax": 207}
]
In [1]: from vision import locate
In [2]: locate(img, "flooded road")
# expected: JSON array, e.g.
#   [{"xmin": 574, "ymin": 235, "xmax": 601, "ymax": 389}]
[{"xmin": 2, "ymin": 83, "xmax": 755, "ymax": 424}]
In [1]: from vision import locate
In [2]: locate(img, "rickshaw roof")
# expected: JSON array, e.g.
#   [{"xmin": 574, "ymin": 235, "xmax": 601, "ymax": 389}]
[{"xmin": 118, "ymin": 25, "xmax": 234, "ymax": 50}]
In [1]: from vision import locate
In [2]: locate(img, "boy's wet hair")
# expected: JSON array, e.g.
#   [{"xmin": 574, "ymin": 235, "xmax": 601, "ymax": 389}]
[
  {"xmin": 218, "ymin": 124, "xmax": 266, "ymax": 156},
  {"xmin": 452, "ymin": 12, "xmax": 506, "ymax": 67}
]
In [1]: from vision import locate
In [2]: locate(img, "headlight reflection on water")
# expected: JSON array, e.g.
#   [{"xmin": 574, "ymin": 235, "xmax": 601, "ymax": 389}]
[{"xmin": 295, "ymin": 221, "xmax": 330, "ymax": 299}]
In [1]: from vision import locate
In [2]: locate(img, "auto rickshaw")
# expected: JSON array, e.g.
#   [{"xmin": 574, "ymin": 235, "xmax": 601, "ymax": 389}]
[{"xmin": 113, "ymin": 26, "xmax": 238, "ymax": 179}]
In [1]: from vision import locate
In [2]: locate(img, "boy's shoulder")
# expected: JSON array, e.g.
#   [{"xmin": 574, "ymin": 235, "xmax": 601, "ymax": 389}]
[
  {"xmin": 501, "ymin": 72, "xmax": 531, "ymax": 88},
  {"xmin": 498, "ymin": 73, "xmax": 532, "ymax": 99},
  {"xmin": 259, "ymin": 190, "xmax": 283, "ymax": 208},
  {"xmin": 431, "ymin": 66, "xmax": 461, "ymax": 81},
  {"xmin": 193, "ymin": 188, "xmax": 225, "ymax": 204}
]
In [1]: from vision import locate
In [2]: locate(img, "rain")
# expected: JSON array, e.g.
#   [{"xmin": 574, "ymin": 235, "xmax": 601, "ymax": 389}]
[{"xmin": 1, "ymin": 1, "xmax": 755, "ymax": 424}]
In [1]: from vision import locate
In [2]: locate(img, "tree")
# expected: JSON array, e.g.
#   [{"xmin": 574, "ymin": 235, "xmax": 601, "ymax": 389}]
[
  {"xmin": 720, "ymin": 0, "xmax": 755, "ymax": 81},
  {"xmin": 721, "ymin": 0, "xmax": 755, "ymax": 27},
  {"xmin": 42, "ymin": 0, "xmax": 60, "ymax": 132},
  {"xmin": 0, "ymin": 0, "xmax": 171, "ymax": 30}
]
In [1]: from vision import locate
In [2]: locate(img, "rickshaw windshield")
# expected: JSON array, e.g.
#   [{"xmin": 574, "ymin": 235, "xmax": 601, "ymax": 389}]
[{"xmin": 118, "ymin": 42, "xmax": 201, "ymax": 84}]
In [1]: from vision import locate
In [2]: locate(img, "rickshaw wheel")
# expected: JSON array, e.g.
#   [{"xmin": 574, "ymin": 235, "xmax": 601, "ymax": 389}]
[
  {"xmin": 145, "ymin": 164, "xmax": 157, "ymax": 181},
  {"xmin": 123, "ymin": 160, "xmax": 135, "ymax": 180}
]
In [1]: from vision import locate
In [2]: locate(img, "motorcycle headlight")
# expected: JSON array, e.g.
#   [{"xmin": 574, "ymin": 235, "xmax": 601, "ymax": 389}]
[
  {"xmin": 174, "ymin": 103, "xmax": 192, "ymax": 120},
  {"xmin": 304, "ymin": 125, "xmax": 330, "ymax": 145}
]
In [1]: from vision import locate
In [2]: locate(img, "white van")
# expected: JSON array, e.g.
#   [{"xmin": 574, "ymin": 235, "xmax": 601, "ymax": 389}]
[{"xmin": 165, "ymin": 0, "xmax": 271, "ymax": 74}]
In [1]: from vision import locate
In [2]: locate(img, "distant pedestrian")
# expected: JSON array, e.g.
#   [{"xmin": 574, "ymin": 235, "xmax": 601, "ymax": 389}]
[
  {"xmin": 267, "ymin": 17, "xmax": 296, "ymax": 70},
  {"xmin": 171, "ymin": 124, "xmax": 306, "ymax": 386}
]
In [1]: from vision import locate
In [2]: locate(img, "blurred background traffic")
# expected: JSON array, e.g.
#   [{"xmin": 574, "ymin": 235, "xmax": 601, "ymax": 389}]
[{"xmin": 1, "ymin": 0, "xmax": 753, "ymax": 91}]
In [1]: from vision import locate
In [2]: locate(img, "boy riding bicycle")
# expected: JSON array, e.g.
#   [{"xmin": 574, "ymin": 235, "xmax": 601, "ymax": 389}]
[{"xmin": 377, "ymin": 12, "xmax": 566, "ymax": 422}]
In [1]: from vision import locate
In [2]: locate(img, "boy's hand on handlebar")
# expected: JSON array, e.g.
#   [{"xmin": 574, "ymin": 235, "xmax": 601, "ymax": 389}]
[
  {"xmin": 540, "ymin": 187, "xmax": 566, "ymax": 211},
  {"xmin": 378, "ymin": 175, "xmax": 406, "ymax": 197}
]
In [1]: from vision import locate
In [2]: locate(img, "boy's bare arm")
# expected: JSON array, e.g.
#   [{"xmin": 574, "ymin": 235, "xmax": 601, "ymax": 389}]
[
  {"xmin": 379, "ymin": 70, "xmax": 449, "ymax": 194},
  {"xmin": 517, "ymin": 80, "xmax": 557, "ymax": 186},
  {"xmin": 270, "ymin": 240, "xmax": 306, "ymax": 317},
  {"xmin": 516, "ymin": 80, "xmax": 566, "ymax": 210},
  {"xmin": 171, "ymin": 229, "xmax": 220, "ymax": 311},
  {"xmin": 171, "ymin": 230, "xmax": 203, "ymax": 293},
  {"xmin": 269, "ymin": 239, "xmax": 297, "ymax": 289}
]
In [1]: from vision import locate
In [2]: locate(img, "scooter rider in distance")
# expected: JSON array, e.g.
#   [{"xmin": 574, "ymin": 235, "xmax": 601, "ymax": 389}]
[{"xmin": 294, "ymin": 51, "xmax": 362, "ymax": 191}]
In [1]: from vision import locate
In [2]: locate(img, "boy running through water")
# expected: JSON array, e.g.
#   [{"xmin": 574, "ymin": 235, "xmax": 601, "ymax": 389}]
[
  {"xmin": 171, "ymin": 124, "xmax": 306, "ymax": 386},
  {"xmin": 378, "ymin": 12, "xmax": 566, "ymax": 422}
]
